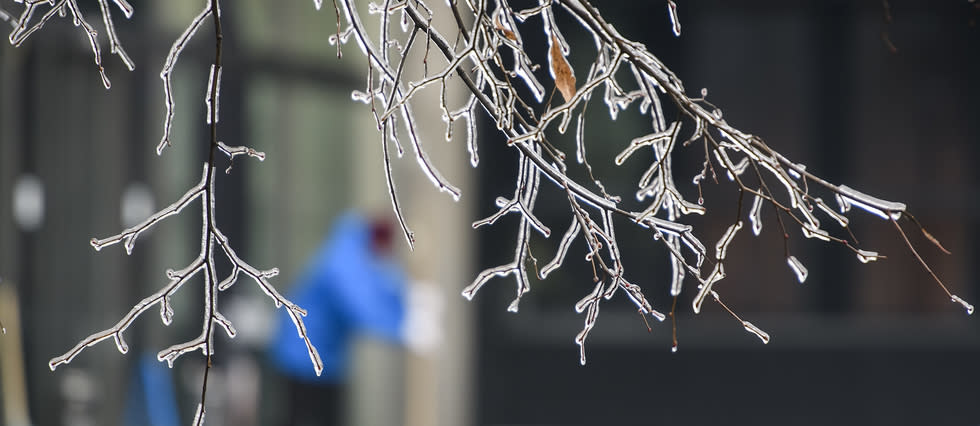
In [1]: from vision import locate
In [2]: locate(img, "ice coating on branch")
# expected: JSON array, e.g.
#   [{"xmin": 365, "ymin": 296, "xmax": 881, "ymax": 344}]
[
  {"xmin": 836, "ymin": 185, "xmax": 906, "ymax": 220},
  {"xmin": 192, "ymin": 403, "xmax": 206, "ymax": 426},
  {"xmin": 951, "ymin": 295, "xmax": 974, "ymax": 315},
  {"xmin": 491, "ymin": 5, "xmax": 546, "ymax": 102},
  {"xmin": 796, "ymin": 193, "xmax": 820, "ymax": 230},
  {"xmin": 351, "ymin": 90, "xmax": 372, "ymax": 103},
  {"xmin": 161, "ymin": 295, "xmax": 174, "ymax": 325},
  {"xmin": 52, "ymin": 164, "xmax": 323, "ymax": 381},
  {"xmin": 666, "ymin": 0, "xmax": 681, "ymax": 37},
  {"xmin": 714, "ymin": 221, "xmax": 742, "ymax": 260},
  {"xmin": 815, "ymin": 197, "xmax": 849, "ymax": 227},
  {"xmin": 726, "ymin": 157, "xmax": 750, "ymax": 181},
  {"xmin": 113, "ymin": 332, "xmax": 129, "ymax": 353},
  {"xmin": 205, "ymin": 64, "xmax": 222, "ymax": 124},
  {"xmin": 507, "ymin": 297, "xmax": 521, "ymax": 313},
  {"xmin": 669, "ymin": 244, "xmax": 685, "ymax": 296},
  {"xmin": 856, "ymin": 250, "xmax": 879, "ymax": 264},
  {"xmin": 8, "ymin": 0, "xmax": 134, "ymax": 88},
  {"xmin": 541, "ymin": 219, "xmax": 581, "ymax": 279},
  {"xmin": 615, "ymin": 122, "xmax": 679, "ymax": 165},
  {"xmin": 835, "ymin": 193, "xmax": 850, "ymax": 213},
  {"xmin": 292, "ymin": 0, "xmax": 966, "ymax": 364},
  {"xmin": 692, "ymin": 263, "xmax": 725, "ymax": 314},
  {"xmin": 742, "ymin": 321, "xmax": 770, "ymax": 344},
  {"xmin": 574, "ymin": 281, "xmax": 604, "ymax": 365},
  {"xmin": 757, "ymin": 159, "xmax": 798, "ymax": 209},
  {"xmin": 786, "ymin": 256, "xmax": 808, "ymax": 283},
  {"xmin": 749, "ymin": 194, "xmax": 764, "ymax": 236},
  {"xmin": 99, "ymin": 0, "xmax": 135, "ymax": 70},
  {"xmin": 541, "ymin": 2, "xmax": 570, "ymax": 55},
  {"xmin": 158, "ymin": 3, "xmax": 212, "ymax": 154},
  {"xmin": 801, "ymin": 223, "xmax": 830, "ymax": 242}
]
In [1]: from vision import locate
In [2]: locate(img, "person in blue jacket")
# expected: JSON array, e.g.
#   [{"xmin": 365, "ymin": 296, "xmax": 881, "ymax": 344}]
[{"xmin": 268, "ymin": 212, "xmax": 405, "ymax": 426}]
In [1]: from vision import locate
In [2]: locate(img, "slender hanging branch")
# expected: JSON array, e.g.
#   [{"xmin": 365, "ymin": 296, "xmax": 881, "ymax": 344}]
[
  {"xmin": 28, "ymin": 1, "xmax": 323, "ymax": 424},
  {"xmin": 6, "ymin": 0, "xmax": 134, "ymax": 88},
  {"xmin": 319, "ymin": 0, "xmax": 972, "ymax": 363}
]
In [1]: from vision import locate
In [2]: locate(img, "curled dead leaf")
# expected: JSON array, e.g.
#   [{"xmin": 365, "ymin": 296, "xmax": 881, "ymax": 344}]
[
  {"xmin": 549, "ymin": 35, "xmax": 576, "ymax": 103},
  {"xmin": 921, "ymin": 227, "xmax": 952, "ymax": 255}
]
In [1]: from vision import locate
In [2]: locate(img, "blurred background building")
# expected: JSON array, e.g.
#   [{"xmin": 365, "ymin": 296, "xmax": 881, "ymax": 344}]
[{"xmin": 0, "ymin": 0, "xmax": 978, "ymax": 425}]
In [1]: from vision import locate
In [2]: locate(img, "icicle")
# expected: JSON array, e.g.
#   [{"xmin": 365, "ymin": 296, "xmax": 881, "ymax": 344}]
[
  {"xmin": 741, "ymin": 321, "xmax": 770, "ymax": 344},
  {"xmin": 160, "ymin": 295, "xmax": 174, "ymax": 325},
  {"xmin": 466, "ymin": 111, "xmax": 479, "ymax": 167},
  {"xmin": 351, "ymin": 90, "xmax": 372, "ymax": 103},
  {"xmin": 786, "ymin": 256, "xmax": 808, "ymax": 283},
  {"xmin": 400, "ymin": 8, "xmax": 410, "ymax": 32},
  {"xmin": 507, "ymin": 297, "xmax": 521, "ymax": 313},
  {"xmin": 836, "ymin": 185, "xmax": 906, "ymax": 220},
  {"xmin": 856, "ymin": 250, "xmax": 879, "ymax": 263},
  {"xmin": 951, "ymin": 295, "xmax": 974, "ymax": 315},
  {"xmin": 667, "ymin": 0, "xmax": 681, "ymax": 37},
  {"xmin": 113, "ymin": 332, "xmax": 129, "ymax": 353},
  {"xmin": 192, "ymin": 403, "xmax": 206, "ymax": 426},
  {"xmin": 749, "ymin": 194, "xmax": 764, "ymax": 236},
  {"xmin": 714, "ymin": 221, "xmax": 743, "ymax": 260}
]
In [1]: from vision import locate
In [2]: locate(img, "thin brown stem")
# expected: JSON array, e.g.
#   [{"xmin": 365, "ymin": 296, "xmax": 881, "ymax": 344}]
[{"xmin": 890, "ymin": 218, "xmax": 952, "ymax": 298}]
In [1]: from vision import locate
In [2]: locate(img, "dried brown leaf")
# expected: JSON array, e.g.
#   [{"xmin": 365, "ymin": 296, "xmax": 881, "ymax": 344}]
[
  {"xmin": 549, "ymin": 35, "xmax": 576, "ymax": 103},
  {"xmin": 921, "ymin": 227, "xmax": 952, "ymax": 255},
  {"xmin": 494, "ymin": 16, "xmax": 518, "ymax": 41}
]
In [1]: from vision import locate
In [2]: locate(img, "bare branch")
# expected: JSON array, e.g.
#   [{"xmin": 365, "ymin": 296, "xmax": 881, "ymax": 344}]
[{"xmin": 321, "ymin": 0, "xmax": 971, "ymax": 364}]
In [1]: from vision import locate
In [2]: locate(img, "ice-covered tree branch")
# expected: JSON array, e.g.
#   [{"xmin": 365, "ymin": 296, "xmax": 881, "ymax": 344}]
[
  {"xmin": 2, "ymin": 0, "xmax": 973, "ymax": 422},
  {"xmin": 6, "ymin": 0, "xmax": 134, "ymax": 88},
  {"xmin": 323, "ymin": 0, "xmax": 972, "ymax": 362},
  {"xmin": 6, "ymin": 0, "xmax": 325, "ymax": 424}
]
